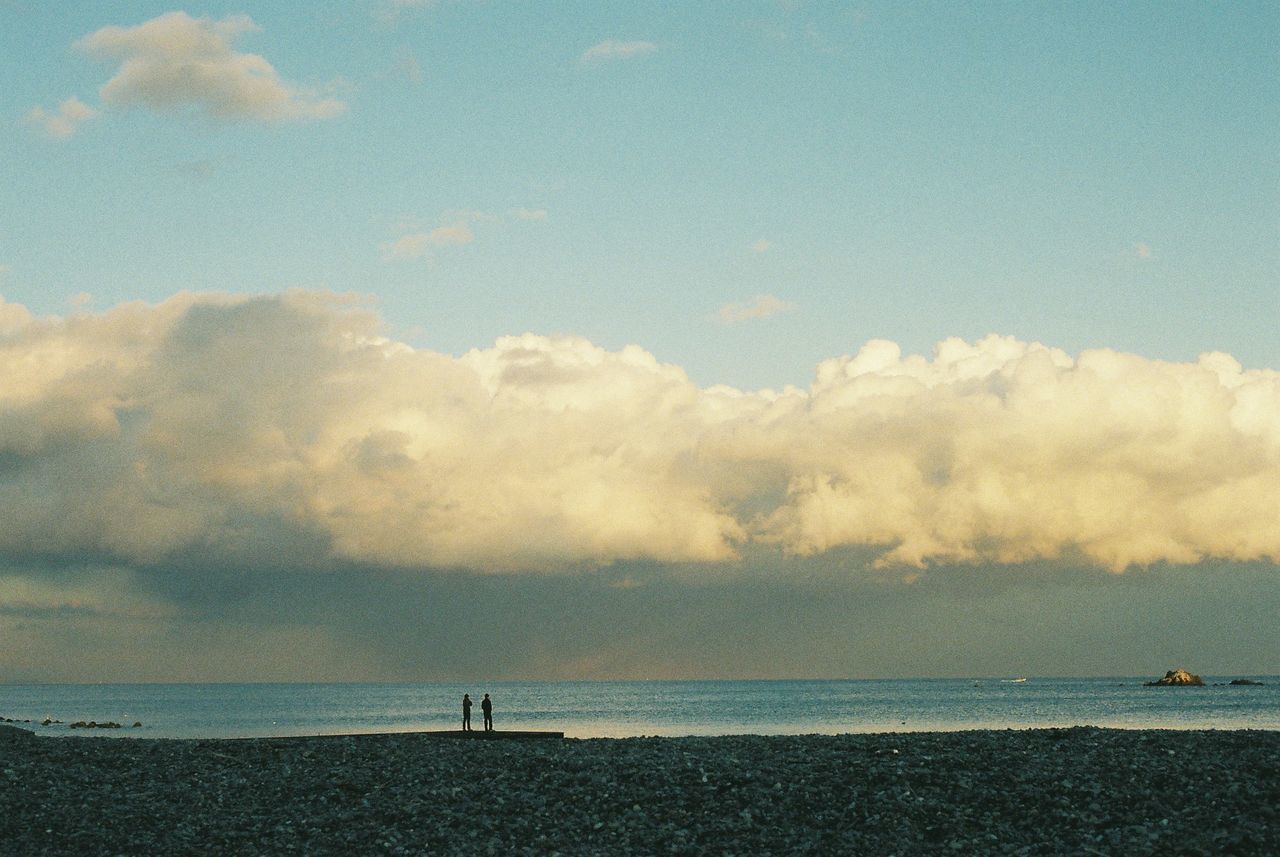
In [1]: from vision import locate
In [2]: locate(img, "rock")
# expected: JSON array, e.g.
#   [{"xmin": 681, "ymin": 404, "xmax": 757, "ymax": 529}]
[
  {"xmin": 1228, "ymin": 679, "xmax": 1263, "ymax": 686},
  {"xmin": 133, "ymin": 721, "xmax": 143, "ymax": 727},
  {"xmin": 1144, "ymin": 669, "xmax": 1204, "ymax": 686}
]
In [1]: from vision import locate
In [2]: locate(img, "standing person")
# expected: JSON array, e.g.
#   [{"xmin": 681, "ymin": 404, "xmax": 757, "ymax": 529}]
[
  {"xmin": 481, "ymin": 693, "xmax": 493, "ymax": 732},
  {"xmin": 462, "ymin": 693, "xmax": 472, "ymax": 732}
]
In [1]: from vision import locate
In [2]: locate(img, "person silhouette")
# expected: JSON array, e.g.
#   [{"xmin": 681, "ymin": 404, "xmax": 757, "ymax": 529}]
[
  {"xmin": 481, "ymin": 693, "xmax": 493, "ymax": 732},
  {"xmin": 462, "ymin": 693, "xmax": 472, "ymax": 732}
]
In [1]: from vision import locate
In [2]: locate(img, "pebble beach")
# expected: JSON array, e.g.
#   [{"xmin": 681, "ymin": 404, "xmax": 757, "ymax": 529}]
[{"xmin": 3, "ymin": 724, "xmax": 1276, "ymax": 855}]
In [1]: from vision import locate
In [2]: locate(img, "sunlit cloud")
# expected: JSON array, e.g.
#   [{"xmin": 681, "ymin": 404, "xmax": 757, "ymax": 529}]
[
  {"xmin": 1136, "ymin": 242, "xmax": 1153, "ymax": 259},
  {"xmin": 750, "ymin": 239, "xmax": 773, "ymax": 254},
  {"xmin": 581, "ymin": 40, "xmax": 658, "ymax": 63},
  {"xmin": 75, "ymin": 12, "xmax": 345, "ymax": 122},
  {"xmin": 25, "ymin": 97, "xmax": 99, "ymax": 138},
  {"xmin": 718, "ymin": 294, "xmax": 792, "ymax": 323},
  {"xmin": 0, "ymin": 292, "xmax": 1276, "ymax": 579}
]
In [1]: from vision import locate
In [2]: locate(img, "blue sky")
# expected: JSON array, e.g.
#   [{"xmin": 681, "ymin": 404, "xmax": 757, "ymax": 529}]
[
  {"xmin": 5, "ymin": 1, "xmax": 1276, "ymax": 390},
  {"xmin": 1, "ymin": 3, "xmax": 1278, "ymax": 681}
]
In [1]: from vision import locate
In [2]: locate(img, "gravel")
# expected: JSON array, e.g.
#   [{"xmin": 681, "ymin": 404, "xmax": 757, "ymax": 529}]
[{"xmin": 2, "ymin": 725, "xmax": 1276, "ymax": 855}]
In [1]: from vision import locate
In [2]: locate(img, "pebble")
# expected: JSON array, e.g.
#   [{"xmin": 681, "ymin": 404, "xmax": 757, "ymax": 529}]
[{"xmin": 0, "ymin": 725, "xmax": 1275, "ymax": 854}]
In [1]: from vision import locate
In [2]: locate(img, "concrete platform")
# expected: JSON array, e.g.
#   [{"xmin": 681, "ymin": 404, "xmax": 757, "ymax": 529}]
[{"xmin": 416, "ymin": 729, "xmax": 564, "ymax": 741}]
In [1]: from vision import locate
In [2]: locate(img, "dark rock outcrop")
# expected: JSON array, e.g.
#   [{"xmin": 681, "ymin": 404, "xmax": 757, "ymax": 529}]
[
  {"xmin": 1144, "ymin": 669, "xmax": 1204, "ymax": 686},
  {"xmin": 1228, "ymin": 678, "xmax": 1263, "ymax": 686}
]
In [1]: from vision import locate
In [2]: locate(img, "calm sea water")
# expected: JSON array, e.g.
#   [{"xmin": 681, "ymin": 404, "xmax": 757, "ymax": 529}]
[{"xmin": 2, "ymin": 678, "xmax": 1276, "ymax": 739}]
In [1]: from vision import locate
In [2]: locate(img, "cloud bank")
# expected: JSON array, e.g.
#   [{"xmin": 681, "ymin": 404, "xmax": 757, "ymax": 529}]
[
  {"xmin": 76, "ymin": 12, "xmax": 345, "ymax": 122},
  {"xmin": 0, "ymin": 291, "xmax": 1277, "ymax": 577}
]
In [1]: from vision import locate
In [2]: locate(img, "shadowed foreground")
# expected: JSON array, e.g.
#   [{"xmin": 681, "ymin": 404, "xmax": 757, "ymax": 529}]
[{"xmin": 2, "ymin": 726, "xmax": 1276, "ymax": 854}]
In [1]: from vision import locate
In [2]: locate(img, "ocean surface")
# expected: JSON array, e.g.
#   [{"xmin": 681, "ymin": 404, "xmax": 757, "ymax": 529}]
[{"xmin": 3, "ymin": 678, "xmax": 1277, "ymax": 739}]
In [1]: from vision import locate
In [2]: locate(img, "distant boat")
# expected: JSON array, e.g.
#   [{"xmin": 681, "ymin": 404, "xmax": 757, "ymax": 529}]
[{"xmin": 1002, "ymin": 677, "xmax": 1028, "ymax": 683}]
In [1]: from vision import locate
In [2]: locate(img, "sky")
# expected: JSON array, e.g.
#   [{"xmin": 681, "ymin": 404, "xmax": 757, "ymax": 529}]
[{"xmin": 1, "ymin": 2, "xmax": 1277, "ymax": 682}]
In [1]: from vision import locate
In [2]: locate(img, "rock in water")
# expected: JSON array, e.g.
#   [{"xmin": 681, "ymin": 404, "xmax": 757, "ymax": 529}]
[
  {"xmin": 1228, "ymin": 678, "xmax": 1263, "ymax": 686},
  {"xmin": 1144, "ymin": 669, "xmax": 1204, "ymax": 686}
]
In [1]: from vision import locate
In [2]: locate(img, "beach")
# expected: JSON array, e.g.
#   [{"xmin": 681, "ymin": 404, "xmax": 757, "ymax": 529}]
[{"xmin": 2, "ymin": 725, "xmax": 1276, "ymax": 855}]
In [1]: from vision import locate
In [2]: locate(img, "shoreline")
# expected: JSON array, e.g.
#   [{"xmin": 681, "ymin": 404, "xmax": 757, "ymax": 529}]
[{"xmin": 3, "ymin": 725, "xmax": 1277, "ymax": 854}]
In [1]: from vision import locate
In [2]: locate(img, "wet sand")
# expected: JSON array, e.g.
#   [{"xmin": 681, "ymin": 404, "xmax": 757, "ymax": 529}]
[{"xmin": 2, "ymin": 724, "xmax": 1276, "ymax": 854}]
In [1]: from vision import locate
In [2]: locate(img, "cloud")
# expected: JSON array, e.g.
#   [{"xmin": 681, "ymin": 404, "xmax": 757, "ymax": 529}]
[
  {"xmin": 75, "ymin": 12, "xmax": 345, "ymax": 122},
  {"xmin": 377, "ymin": 0, "xmax": 441, "ymax": 24},
  {"xmin": 24, "ymin": 97, "xmax": 99, "ymax": 138},
  {"xmin": 718, "ymin": 294, "xmax": 792, "ymax": 324},
  {"xmin": 581, "ymin": 40, "xmax": 658, "ymax": 63},
  {"xmin": 0, "ymin": 570, "xmax": 174, "ymax": 621},
  {"xmin": 394, "ymin": 53, "xmax": 423, "ymax": 85},
  {"xmin": 0, "ymin": 292, "xmax": 1277, "ymax": 582},
  {"xmin": 1136, "ymin": 242, "xmax": 1153, "ymax": 259},
  {"xmin": 750, "ymin": 239, "xmax": 773, "ymax": 254},
  {"xmin": 380, "ymin": 223, "xmax": 475, "ymax": 260}
]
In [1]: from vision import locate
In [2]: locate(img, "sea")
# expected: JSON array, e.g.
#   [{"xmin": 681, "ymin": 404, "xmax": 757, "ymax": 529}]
[{"xmin": 2, "ymin": 677, "xmax": 1277, "ymax": 740}]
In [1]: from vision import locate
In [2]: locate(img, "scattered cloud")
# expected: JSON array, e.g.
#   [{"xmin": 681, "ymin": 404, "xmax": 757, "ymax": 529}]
[
  {"xmin": 24, "ymin": 97, "xmax": 99, "ymax": 138},
  {"xmin": 0, "ymin": 291, "xmax": 1276, "ymax": 580},
  {"xmin": 75, "ymin": 12, "xmax": 345, "ymax": 122},
  {"xmin": 174, "ymin": 158, "xmax": 220, "ymax": 180},
  {"xmin": 381, "ymin": 209, "xmax": 538, "ymax": 259},
  {"xmin": 581, "ymin": 40, "xmax": 658, "ymax": 63},
  {"xmin": 1135, "ymin": 242, "xmax": 1152, "ymax": 259},
  {"xmin": 377, "ymin": 0, "xmax": 440, "ymax": 25},
  {"xmin": 380, "ymin": 224, "xmax": 475, "ymax": 260},
  {"xmin": 717, "ymin": 294, "xmax": 792, "ymax": 323},
  {"xmin": 394, "ymin": 53, "xmax": 423, "ymax": 85},
  {"xmin": 750, "ymin": 238, "xmax": 773, "ymax": 254}
]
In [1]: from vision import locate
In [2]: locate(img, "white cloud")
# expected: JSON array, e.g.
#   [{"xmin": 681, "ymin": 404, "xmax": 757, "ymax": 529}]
[
  {"xmin": 0, "ymin": 292, "xmax": 1277, "ymax": 576},
  {"xmin": 1136, "ymin": 242, "xmax": 1152, "ymax": 259},
  {"xmin": 75, "ymin": 12, "xmax": 345, "ymax": 122},
  {"xmin": 380, "ymin": 224, "xmax": 475, "ymax": 260},
  {"xmin": 718, "ymin": 294, "xmax": 792, "ymax": 324},
  {"xmin": 395, "ymin": 53, "xmax": 423, "ymax": 85},
  {"xmin": 750, "ymin": 238, "xmax": 773, "ymax": 254},
  {"xmin": 24, "ymin": 97, "xmax": 99, "ymax": 138},
  {"xmin": 581, "ymin": 40, "xmax": 658, "ymax": 63}
]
